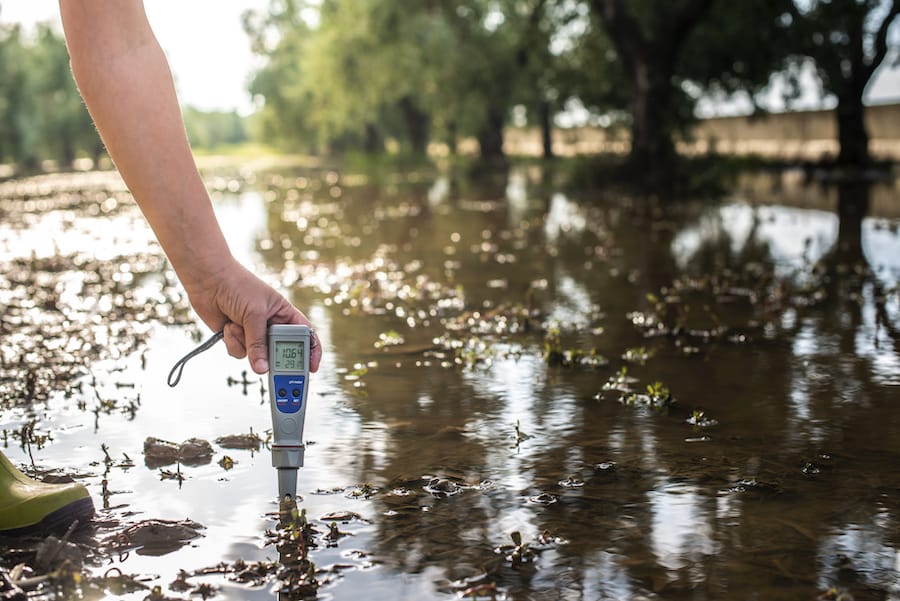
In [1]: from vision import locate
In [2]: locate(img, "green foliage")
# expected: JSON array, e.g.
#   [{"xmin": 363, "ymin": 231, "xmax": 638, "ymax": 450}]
[
  {"xmin": 581, "ymin": 0, "xmax": 801, "ymax": 183},
  {"xmin": 790, "ymin": 0, "xmax": 899, "ymax": 96},
  {"xmin": 786, "ymin": 0, "xmax": 899, "ymax": 164},
  {"xmin": 244, "ymin": 0, "xmax": 888, "ymax": 171},
  {"xmin": 543, "ymin": 326, "xmax": 608, "ymax": 367},
  {"xmin": 561, "ymin": 4, "xmax": 631, "ymax": 121},
  {"xmin": 244, "ymin": 0, "xmax": 319, "ymax": 153},
  {"xmin": 182, "ymin": 106, "xmax": 249, "ymax": 149},
  {"xmin": 621, "ymin": 380, "xmax": 672, "ymax": 409},
  {"xmin": 245, "ymin": 0, "xmax": 569, "ymax": 161},
  {"xmin": 679, "ymin": 0, "xmax": 798, "ymax": 108},
  {"xmin": 0, "ymin": 23, "xmax": 100, "ymax": 170}
]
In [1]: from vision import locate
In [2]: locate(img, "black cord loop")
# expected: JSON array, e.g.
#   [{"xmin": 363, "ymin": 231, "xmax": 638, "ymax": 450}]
[{"xmin": 167, "ymin": 330, "xmax": 225, "ymax": 387}]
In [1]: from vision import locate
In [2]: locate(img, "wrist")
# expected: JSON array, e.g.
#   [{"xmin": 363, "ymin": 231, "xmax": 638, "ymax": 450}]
[{"xmin": 178, "ymin": 251, "xmax": 240, "ymax": 300}]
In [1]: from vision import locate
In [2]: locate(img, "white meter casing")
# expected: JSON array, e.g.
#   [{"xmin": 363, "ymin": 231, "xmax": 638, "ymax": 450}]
[{"xmin": 267, "ymin": 324, "xmax": 311, "ymax": 499}]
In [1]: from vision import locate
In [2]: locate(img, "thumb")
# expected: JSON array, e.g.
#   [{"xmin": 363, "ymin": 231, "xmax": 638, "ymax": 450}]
[{"xmin": 245, "ymin": 316, "xmax": 269, "ymax": 375}]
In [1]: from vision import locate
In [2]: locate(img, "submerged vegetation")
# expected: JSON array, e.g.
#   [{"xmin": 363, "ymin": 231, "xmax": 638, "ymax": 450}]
[
  {"xmin": 0, "ymin": 2, "xmax": 897, "ymax": 600},
  {"xmin": 0, "ymin": 163, "xmax": 898, "ymax": 599}
]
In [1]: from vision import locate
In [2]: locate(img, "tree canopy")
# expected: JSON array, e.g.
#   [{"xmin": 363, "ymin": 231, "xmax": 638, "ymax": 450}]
[
  {"xmin": 0, "ymin": 22, "xmax": 99, "ymax": 170},
  {"xmin": 2, "ymin": 1, "xmax": 897, "ymax": 175},
  {"xmin": 789, "ymin": 0, "xmax": 899, "ymax": 164},
  {"xmin": 245, "ymin": 0, "xmax": 573, "ymax": 161}
]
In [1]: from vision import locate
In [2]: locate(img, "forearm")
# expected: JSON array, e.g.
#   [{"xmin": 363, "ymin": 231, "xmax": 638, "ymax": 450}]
[
  {"xmin": 59, "ymin": 0, "xmax": 323, "ymax": 373},
  {"xmin": 59, "ymin": 0, "xmax": 233, "ymax": 293}
]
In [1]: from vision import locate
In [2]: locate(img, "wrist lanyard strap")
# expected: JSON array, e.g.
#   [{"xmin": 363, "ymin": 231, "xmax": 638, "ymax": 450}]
[{"xmin": 167, "ymin": 330, "xmax": 225, "ymax": 387}]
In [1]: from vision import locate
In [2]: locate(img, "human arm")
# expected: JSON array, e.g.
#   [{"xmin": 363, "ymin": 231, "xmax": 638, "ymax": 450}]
[{"xmin": 58, "ymin": 0, "xmax": 321, "ymax": 374}]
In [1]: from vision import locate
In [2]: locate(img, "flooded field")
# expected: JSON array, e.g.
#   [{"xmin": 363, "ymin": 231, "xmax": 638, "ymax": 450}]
[{"xmin": 1, "ymin": 164, "xmax": 899, "ymax": 600}]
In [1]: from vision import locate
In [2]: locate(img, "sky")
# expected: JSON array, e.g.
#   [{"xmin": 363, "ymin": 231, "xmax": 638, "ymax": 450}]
[
  {"xmin": 1, "ymin": 2, "xmax": 898, "ymax": 119},
  {"xmin": 0, "ymin": 1, "xmax": 268, "ymax": 115}
]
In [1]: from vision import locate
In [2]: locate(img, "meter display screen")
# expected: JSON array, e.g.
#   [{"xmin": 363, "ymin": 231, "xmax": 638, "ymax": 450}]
[{"xmin": 274, "ymin": 341, "xmax": 305, "ymax": 371}]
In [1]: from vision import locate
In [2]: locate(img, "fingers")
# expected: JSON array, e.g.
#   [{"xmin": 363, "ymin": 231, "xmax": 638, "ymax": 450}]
[
  {"xmin": 224, "ymin": 320, "xmax": 321, "ymax": 374},
  {"xmin": 309, "ymin": 330, "xmax": 323, "ymax": 373},
  {"xmin": 221, "ymin": 310, "xmax": 322, "ymax": 374},
  {"xmin": 268, "ymin": 301, "xmax": 322, "ymax": 373},
  {"xmin": 197, "ymin": 264, "xmax": 323, "ymax": 375},
  {"xmin": 244, "ymin": 313, "xmax": 270, "ymax": 375},
  {"xmin": 223, "ymin": 322, "xmax": 247, "ymax": 359}
]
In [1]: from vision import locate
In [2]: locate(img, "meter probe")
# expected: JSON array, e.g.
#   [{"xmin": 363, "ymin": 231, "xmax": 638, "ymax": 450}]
[{"xmin": 168, "ymin": 324, "xmax": 313, "ymax": 500}]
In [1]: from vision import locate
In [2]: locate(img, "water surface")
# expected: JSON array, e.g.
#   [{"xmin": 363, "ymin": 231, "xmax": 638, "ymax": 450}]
[{"xmin": 1, "ymin": 166, "xmax": 898, "ymax": 600}]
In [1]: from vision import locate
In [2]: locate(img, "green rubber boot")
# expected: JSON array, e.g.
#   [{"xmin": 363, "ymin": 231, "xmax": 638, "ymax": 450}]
[{"xmin": 0, "ymin": 451, "xmax": 93, "ymax": 536}]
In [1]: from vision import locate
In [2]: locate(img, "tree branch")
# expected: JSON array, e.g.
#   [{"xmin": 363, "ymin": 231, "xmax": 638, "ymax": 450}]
[
  {"xmin": 864, "ymin": 0, "xmax": 900, "ymax": 81},
  {"xmin": 665, "ymin": 0, "xmax": 717, "ymax": 51},
  {"xmin": 591, "ymin": 0, "xmax": 645, "ymax": 73},
  {"xmin": 516, "ymin": 0, "xmax": 549, "ymax": 68}
]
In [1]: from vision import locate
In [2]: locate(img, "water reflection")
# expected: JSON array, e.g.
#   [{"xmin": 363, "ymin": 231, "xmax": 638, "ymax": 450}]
[
  {"xmin": 266, "ymin": 169, "xmax": 898, "ymax": 600},
  {"xmin": 1, "ymin": 167, "xmax": 898, "ymax": 600}
]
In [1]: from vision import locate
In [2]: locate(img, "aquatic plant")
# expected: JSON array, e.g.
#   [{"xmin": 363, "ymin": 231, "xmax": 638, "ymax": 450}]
[
  {"xmin": 157, "ymin": 465, "xmax": 185, "ymax": 486},
  {"xmin": 373, "ymin": 329, "xmax": 405, "ymax": 349},
  {"xmin": 621, "ymin": 381, "xmax": 673, "ymax": 410},
  {"xmin": 600, "ymin": 366, "xmax": 639, "ymax": 395},
  {"xmin": 495, "ymin": 531, "xmax": 535, "ymax": 566},
  {"xmin": 686, "ymin": 409, "xmax": 718, "ymax": 427},
  {"xmin": 621, "ymin": 346, "xmax": 653, "ymax": 364},
  {"xmin": 432, "ymin": 334, "xmax": 498, "ymax": 369},
  {"xmin": 543, "ymin": 327, "xmax": 607, "ymax": 368},
  {"xmin": 226, "ymin": 370, "xmax": 258, "ymax": 396},
  {"xmin": 345, "ymin": 482, "xmax": 378, "ymax": 499},
  {"xmin": 514, "ymin": 420, "xmax": 532, "ymax": 448},
  {"xmin": 269, "ymin": 496, "xmax": 320, "ymax": 596}
]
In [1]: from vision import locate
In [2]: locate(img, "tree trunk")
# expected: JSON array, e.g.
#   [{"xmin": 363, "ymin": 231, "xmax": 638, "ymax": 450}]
[
  {"xmin": 398, "ymin": 96, "xmax": 430, "ymax": 156},
  {"xmin": 61, "ymin": 135, "xmax": 75, "ymax": 170},
  {"xmin": 811, "ymin": 0, "xmax": 899, "ymax": 166},
  {"xmin": 446, "ymin": 120, "xmax": 459, "ymax": 156},
  {"xmin": 539, "ymin": 100, "xmax": 554, "ymax": 159},
  {"xmin": 92, "ymin": 140, "xmax": 106, "ymax": 168},
  {"xmin": 629, "ymin": 58, "xmax": 676, "ymax": 185},
  {"xmin": 477, "ymin": 105, "xmax": 506, "ymax": 162},
  {"xmin": 835, "ymin": 91, "xmax": 870, "ymax": 166},
  {"xmin": 363, "ymin": 123, "xmax": 383, "ymax": 154},
  {"xmin": 835, "ymin": 180, "xmax": 869, "ymax": 262},
  {"xmin": 592, "ymin": 0, "xmax": 714, "ymax": 192}
]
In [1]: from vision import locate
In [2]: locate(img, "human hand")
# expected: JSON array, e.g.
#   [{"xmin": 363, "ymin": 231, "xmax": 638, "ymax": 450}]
[
  {"xmin": 183, "ymin": 257, "xmax": 322, "ymax": 374},
  {"xmin": 59, "ymin": 1, "xmax": 321, "ymax": 375}
]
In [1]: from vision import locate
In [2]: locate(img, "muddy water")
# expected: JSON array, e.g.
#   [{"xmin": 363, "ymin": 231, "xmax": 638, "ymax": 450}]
[{"xmin": 1, "ymin": 166, "xmax": 899, "ymax": 600}]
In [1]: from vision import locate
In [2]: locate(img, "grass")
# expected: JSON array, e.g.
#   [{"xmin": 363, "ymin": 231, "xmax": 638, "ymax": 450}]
[{"xmin": 193, "ymin": 143, "xmax": 323, "ymax": 172}]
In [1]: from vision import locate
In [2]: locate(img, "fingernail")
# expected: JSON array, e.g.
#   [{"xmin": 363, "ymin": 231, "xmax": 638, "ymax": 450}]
[{"xmin": 254, "ymin": 358, "xmax": 268, "ymax": 373}]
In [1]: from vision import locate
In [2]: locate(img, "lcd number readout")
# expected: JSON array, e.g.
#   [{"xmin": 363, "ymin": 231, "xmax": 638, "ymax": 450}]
[{"xmin": 274, "ymin": 341, "xmax": 305, "ymax": 371}]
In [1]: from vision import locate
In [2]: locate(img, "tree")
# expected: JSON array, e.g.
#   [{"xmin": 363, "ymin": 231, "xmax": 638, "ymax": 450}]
[
  {"xmin": 245, "ymin": 0, "xmax": 569, "ymax": 163},
  {"xmin": 493, "ymin": 0, "xmax": 567, "ymax": 159},
  {"xmin": 28, "ymin": 24, "xmax": 99, "ymax": 167},
  {"xmin": 183, "ymin": 107, "xmax": 249, "ymax": 149},
  {"xmin": 437, "ymin": 0, "xmax": 523, "ymax": 161},
  {"xmin": 577, "ymin": 0, "xmax": 801, "ymax": 190},
  {"xmin": 246, "ymin": 0, "xmax": 444, "ymax": 157},
  {"xmin": 0, "ymin": 24, "xmax": 36, "ymax": 167},
  {"xmin": 791, "ymin": 0, "xmax": 899, "ymax": 166},
  {"xmin": 300, "ymin": 0, "xmax": 438, "ymax": 156},
  {"xmin": 0, "ymin": 22, "xmax": 99, "ymax": 170},
  {"xmin": 680, "ymin": 1, "xmax": 801, "ymax": 113},
  {"xmin": 244, "ymin": 0, "xmax": 320, "ymax": 154},
  {"xmin": 589, "ymin": 0, "xmax": 716, "ymax": 186}
]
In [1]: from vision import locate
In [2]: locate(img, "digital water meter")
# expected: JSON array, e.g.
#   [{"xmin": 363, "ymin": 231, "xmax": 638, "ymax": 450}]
[
  {"xmin": 168, "ymin": 323, "xmax": 313, "ymax": 501},
  {"xmin": 267, "ymin": 324, "xmax": 311, "ymax": 500}
]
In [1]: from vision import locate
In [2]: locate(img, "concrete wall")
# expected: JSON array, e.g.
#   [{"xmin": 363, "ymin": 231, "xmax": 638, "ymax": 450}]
[
  {"xmin": 684, "ymin": 103, "xmax": 900, "ymax": 160},
  {"xmin": 504, "ymin": 103, "xmax": 900, "ymax": 161}
]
